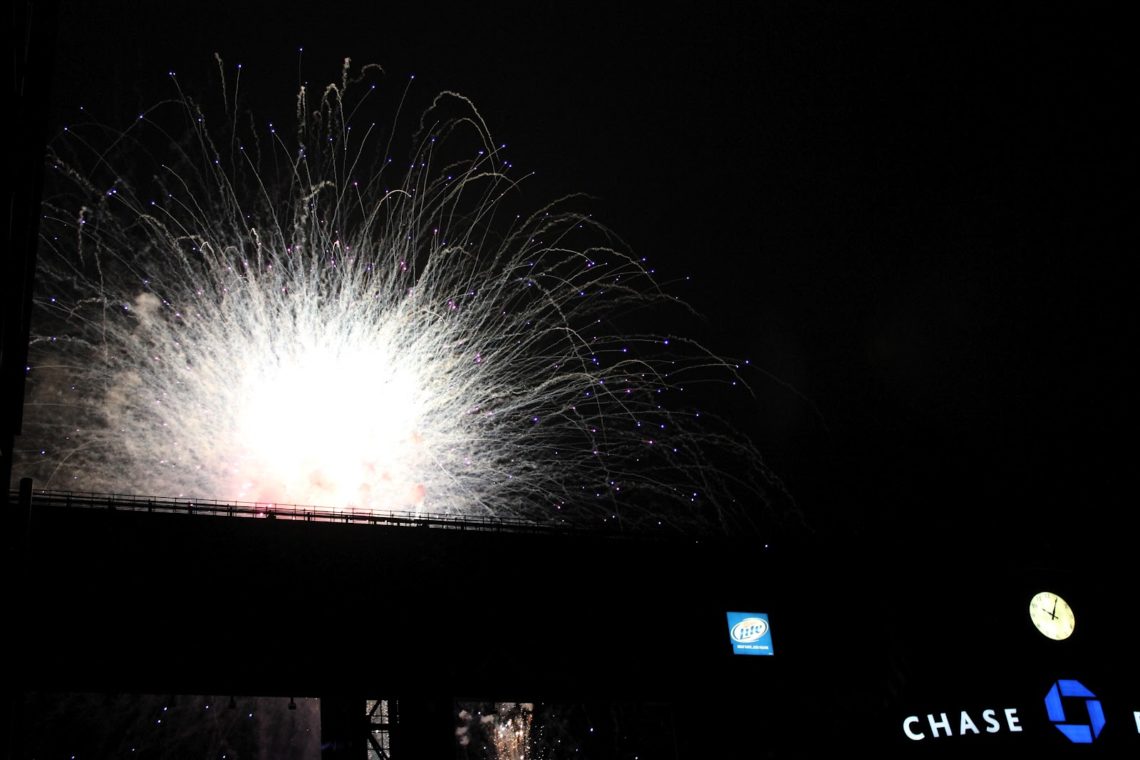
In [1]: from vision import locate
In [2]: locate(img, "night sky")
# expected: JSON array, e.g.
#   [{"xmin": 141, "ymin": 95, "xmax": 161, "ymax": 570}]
[{"xmin": 44, "ymin": 2, "xmax": 1132, "ymax": 551}]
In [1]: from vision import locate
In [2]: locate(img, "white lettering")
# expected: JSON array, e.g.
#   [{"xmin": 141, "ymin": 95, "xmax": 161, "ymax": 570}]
[
  {"xmin": 902, "ymin": 707, "xmax": 1020, "ymax": 740},
  {"xmin": 928, "ymin": 712, "xmax": 951, "ymax": 738},
  {"xmin": 903, "ymin": 716, "xmax": 925, "ymax": 741}
]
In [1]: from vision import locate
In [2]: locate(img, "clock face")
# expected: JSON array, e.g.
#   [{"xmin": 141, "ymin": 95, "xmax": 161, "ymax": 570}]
[{"xmin": 1029, "ymin": 591, "xmax": 1075, "ymax": 640}]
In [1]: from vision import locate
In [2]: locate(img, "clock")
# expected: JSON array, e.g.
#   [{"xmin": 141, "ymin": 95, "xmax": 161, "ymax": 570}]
[{"xmin": 1029, "ymin": 591, "xmax": 1075, "ymax": 640}]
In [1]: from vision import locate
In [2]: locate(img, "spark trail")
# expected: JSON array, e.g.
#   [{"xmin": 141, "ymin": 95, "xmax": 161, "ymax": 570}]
[{"xmin": 19, "ymin": 60, "xmax": 790, "ymax": 532}]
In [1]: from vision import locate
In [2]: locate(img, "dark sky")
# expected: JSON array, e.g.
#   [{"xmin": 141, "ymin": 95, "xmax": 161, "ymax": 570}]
[{"xmin": 45, "ymin": 2, "xmax": 1132, "ymax": 548}]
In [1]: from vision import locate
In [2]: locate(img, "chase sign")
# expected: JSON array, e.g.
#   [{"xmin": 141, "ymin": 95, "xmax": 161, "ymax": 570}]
[
  {"xmin": 1045, "ymin": 679, "xmax": 1105, "ymax": 744},
  {"xmin": 901, "ymin": 677, "xmax": 1136, "ymax": 748}
]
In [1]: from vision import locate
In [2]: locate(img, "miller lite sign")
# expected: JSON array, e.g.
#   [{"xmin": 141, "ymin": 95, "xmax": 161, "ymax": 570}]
[{"xmin": 726, "ymin": 611, "xmax": 774, "ymax": 656}]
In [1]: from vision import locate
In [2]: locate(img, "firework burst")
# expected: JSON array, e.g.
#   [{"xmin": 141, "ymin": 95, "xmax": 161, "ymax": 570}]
[{"xmin": 19, "ymin": 59, "xmax": 790, "ymax": 532}]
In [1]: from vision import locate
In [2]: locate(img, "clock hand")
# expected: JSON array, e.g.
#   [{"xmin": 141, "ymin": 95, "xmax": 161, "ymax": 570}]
[{"xmin": 1050, "ymin": 599, "xmax": 1058, "ymax": 620}]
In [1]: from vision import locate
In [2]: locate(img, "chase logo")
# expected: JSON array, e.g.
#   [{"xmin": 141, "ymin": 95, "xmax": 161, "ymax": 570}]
[
  {"xmin": 1044, "ymin": 679, "xmax": 1105, "ymax": 744},
  {"xmin": 726, "ymin": 611, "xmax": 773, "ymax": 656},
  {"xmin": 731, "ymin": 617, "xmax": 768, "ymax": 643}
]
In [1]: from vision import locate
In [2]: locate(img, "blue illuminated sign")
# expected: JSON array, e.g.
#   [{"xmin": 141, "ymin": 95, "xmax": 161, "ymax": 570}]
[
  {"xmin": 726, "ymin": 611, "xmax": 773, "ymax": 656},
  {"xmin": 900, "ymin": 677, "xmax": 1125, "ymax": 745},
  {"xmin": 1044, "ymin": 679, "xmax": 1105, "ymax": 744}
]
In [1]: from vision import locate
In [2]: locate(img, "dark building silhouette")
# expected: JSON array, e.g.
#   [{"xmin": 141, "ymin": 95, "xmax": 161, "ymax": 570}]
[{"xmin": 7, "ymin": 487, "xmax": 1133, "ymax": 757}]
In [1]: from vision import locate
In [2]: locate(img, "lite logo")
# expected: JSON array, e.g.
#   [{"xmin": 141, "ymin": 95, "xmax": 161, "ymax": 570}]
[
  {"xmin": 731, "ymin": 618, "xmax": 768, "ymax": 643},
  {"xmin": 1044, "ymin": 679, "xmax": 1105, "ymax": 744},
  {"xmin": 725, "ymin": 611, "xmax": 774, "ymax": 656}
]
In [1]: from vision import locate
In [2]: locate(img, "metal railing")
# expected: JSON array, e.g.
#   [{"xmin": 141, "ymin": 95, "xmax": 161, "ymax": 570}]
[{"xmin": 9, "ymin": 487, "xmax": 628, "ymax": 537}]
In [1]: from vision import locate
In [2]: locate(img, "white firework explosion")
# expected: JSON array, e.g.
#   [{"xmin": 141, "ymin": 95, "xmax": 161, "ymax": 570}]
[{"xmin": 19, "ymin": 59, "xmax": 790, "ymax": 532}]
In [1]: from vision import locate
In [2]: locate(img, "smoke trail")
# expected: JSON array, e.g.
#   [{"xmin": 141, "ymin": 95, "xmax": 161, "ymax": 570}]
[{"xmin": 19, "ymin": 59, "xmax": 792, "ymax": 532}]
